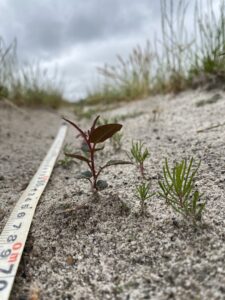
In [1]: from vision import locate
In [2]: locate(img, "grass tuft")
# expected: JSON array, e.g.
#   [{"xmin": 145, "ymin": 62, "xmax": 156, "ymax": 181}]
[
  {"xmin": 85, "ymin": 0, "xmax": 225, "ymax": 104},
  {"xmin": 0, "ymin": 37, "xmax": 67, "ymax": 109},
  {"xmin": 85, "ymin": 42, "xmax": 152, "ymax": 104}
]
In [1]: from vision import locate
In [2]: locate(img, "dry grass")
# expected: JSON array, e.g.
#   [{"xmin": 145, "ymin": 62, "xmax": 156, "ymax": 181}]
[
  {"xmin": 0, "ymin": 37, "xmax": 67, "ymax": 109},
  {"xmin": 9, "ymin": 64, "xmax": 66, "ymax": 108},
  {"xmin": 85, "ymin": 42, "xmax": 152, "ymax": 105},
  {"xmin": 86, "ymin": 0, "xmax": 225, "ymax": 105}
]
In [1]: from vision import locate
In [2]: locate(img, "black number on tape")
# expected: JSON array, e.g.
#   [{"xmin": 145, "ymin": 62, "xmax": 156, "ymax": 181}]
[
  {"xmin": 0, "ymin": 280, "xmax": 7, "ymax": 291},
  {"xmin": 17, "ymin": 212, "xmax": 25, "ymax": 218},
  {"xmin": 0, "ymin": 249, "xmax": 11, "ymax": 258},
  {"xmin": 21, "ymin": 204, "xmax": 30, "ymax": 209},
  {"xmin": 13, "ymin": 223, "xmax": 22, "ymax": 230},
  {"xmin": 7, "ymin": 235, "xmax": 17, "ymax": 243},
  {"xmin": 0, "ymin": 264, "xmax": 13, "ymax": 274}
]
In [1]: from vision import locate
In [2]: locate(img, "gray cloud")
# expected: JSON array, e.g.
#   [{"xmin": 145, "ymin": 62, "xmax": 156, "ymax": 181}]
[
  {"xmin": 0, "ymin": 0, "xmax": 159, "ymax": 59},
  {"xmin": 4, "ymin": 0, "xmax": 205, "ymax": 100},
  {"xmin": 0, "ymin": 0, "xmax": 162, "ymax": 100}
]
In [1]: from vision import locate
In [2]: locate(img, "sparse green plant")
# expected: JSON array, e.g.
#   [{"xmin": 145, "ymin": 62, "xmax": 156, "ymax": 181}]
[
  {"xmin": 135, "ymin": 182, "xmax": 155, "ymax": 215},
  {"xmin": 85, "ymin": 42, "xmax": 152, "ymax": 105},
  {"xmin": 158, "ymin": 157, "xmax": 206, "ymax": 225},
  {"xmin": 74, "ymin": 105, "xmax": 99, "ymax": 120},
  {"xmin": 97, "ymin": 116, "xmax": 119, "ymax": 126},
  {"xmin": 0, "ymin": 37, "xmax": 16, "ymax": 99},
  {"xmin": 57, "ymin": 143, "xmax": 75, "ymax": 169},
  {"xmin": 9, "ymin": 63, "xmax": 65, "ymax": 108},
  {"xmin": 190, "ymin": 0, "xmax": 225, "ymax": 78},
  {"xmin": 63, "ymin": 115, "xmax": 132, "ymax": 191},
  {"xmin": 0, "ymin": 36, "xmax": 66, "ymax": 108},
  {"xmin": 128, "ymin": 141, "xmax": 149, "ymax": 177},
  {"xmin": 85, "ymin": 83, "xmax": 124, "ymax": 105},
  {"xmin": 195, "ymin": 93, "xmax": 222, "ymax": 107},
  {"xmin": 117, "ymin": 112, "xmax": 143, "ymax": 121},
  {"xmin": 85, "ymin": 0, "xmax": 225, "ymax": 104}
]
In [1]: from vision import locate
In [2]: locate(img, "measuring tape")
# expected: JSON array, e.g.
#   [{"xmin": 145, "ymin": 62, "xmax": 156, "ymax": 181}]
[{"xmin": 0, "ymin": 123, "xmax": 67, "ymax": 300}]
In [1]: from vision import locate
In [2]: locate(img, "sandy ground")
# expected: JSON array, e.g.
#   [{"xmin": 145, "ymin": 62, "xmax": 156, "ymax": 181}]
[{"xmin": 0, "ymin": 90, "xmax": 225, "ymax": 300}]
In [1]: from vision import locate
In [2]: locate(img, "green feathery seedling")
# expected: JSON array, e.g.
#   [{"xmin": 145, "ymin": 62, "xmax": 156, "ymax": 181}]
[
  {"xmin": 63, "ymin": 115, "xmax": 132, "ymax": 191},
  {"xmin": 129, "ymin": 141, "xmax": 149, "ymax": 177},
  {"xmin": 135, "ymin": 182, "xmax": 155, "ymax": 215},
  {"xmin": 158, "ymin": 157, "xmax": 206, "ymax": 225}
]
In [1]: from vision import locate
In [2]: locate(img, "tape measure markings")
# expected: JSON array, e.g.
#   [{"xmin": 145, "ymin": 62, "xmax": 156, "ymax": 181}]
[{"xmin": 0, "ymin": 124, "xmax": 67, "ymax": 300}]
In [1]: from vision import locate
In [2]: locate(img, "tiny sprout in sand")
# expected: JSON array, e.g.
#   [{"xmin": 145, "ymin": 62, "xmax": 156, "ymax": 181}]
[
  {"xmin": 129, "ymin": 140, "xmax": 149, "ymax": 177},
  {"xmin": 135, "ymin": 182, "xmax": 155, "ymax": 215}
]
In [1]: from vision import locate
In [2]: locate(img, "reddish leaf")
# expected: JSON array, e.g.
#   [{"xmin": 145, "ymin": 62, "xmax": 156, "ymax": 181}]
[
  {"xmin": 89, "ymin": 124, "xmax": 122, "ymax": 143},
  {"xmin": 63, "ymin": 117, "xmax": 86, "ymax": 139},
  {"xmin": 65, "ymin": 153, "xmax": 90, "ymax": 164},
  {"xmin": 91, "ymin": 115, "xmax": 100, "ymax": 131}
]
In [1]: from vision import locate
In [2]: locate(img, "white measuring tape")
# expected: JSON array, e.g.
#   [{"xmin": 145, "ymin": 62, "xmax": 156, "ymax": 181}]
[{"xmin": 0, "ymin": 123, "xmax": 67, "ymax": 300}]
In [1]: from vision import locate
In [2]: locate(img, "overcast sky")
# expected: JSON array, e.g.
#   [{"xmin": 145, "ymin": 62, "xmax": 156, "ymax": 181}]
[{"xmin": 0, "ymin": 0, "xmax": 221, "ymax": 101}]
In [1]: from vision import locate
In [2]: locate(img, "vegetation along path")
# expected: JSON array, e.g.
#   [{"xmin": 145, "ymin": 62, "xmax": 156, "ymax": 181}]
[{"xmin": 0, "ymin": 90, "xmax": 225, "ymax": 299}]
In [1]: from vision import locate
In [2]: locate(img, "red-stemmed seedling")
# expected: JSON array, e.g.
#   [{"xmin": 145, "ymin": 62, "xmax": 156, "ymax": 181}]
[{"xmin": 63, "ymin": 115, "xmax": 132, "ymax": 191}]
